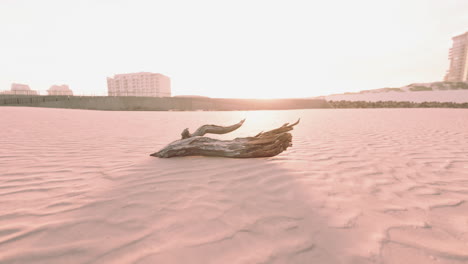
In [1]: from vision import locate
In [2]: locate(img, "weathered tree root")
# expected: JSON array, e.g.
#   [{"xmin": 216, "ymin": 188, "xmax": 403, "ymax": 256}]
[{"xmin": 151, "ymin": 119, "xmax": 300, "ymax": 158}]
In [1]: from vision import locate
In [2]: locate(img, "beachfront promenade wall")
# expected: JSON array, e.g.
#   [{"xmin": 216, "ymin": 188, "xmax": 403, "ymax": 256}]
[{"xmin": 0, "ymin": 95, "xmax": 330, "ymax": 111}]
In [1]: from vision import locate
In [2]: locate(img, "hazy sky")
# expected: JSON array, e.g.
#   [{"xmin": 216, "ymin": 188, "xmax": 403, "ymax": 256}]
[{"xmin": 1, "ymin": 0, "xmax": 467, "ymax": 98}]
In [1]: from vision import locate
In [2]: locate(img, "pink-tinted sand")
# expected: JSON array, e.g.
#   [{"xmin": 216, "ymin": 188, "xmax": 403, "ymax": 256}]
[{"xmin": 1, "ymin": 107, "xmax": 468, "ymax": 264}]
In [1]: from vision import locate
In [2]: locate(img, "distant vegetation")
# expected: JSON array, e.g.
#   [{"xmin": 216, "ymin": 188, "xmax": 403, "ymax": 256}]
[
  {"xmin": 348, "ymin": 82, "xmax": 468, "ymax": 94},
  {"xmin": 445, "ymin": 82, "xmax": 468, "ymax": 90},
  {"xmin": 359, "ymin": 88, "xmax": 404, "ymax": 93},
  {"xmin": 407, "ymin": 82, "xmax": 468, "ymax": 91},
  {"xmin": 328, "ymin": 100, "xmax": 468, "ymax": 108},
  {"xmin": 382, "ymin": 88, "xmax": 405, "ymax": 92},
  {"xmin": 408, "ymin": 86, "xmax": 433, "ymax": 91}
]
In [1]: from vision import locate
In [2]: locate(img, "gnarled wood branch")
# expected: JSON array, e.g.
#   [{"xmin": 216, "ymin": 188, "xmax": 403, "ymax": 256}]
[
  {"xmin": 181, "ymin": 119, "xmax": 245, "ymax": 139},
  {"xmin": 151, "ymin": 119, "xmax": 300, "ymax": 158}
]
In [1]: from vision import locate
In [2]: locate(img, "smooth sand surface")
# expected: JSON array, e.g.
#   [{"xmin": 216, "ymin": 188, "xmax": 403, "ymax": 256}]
[{"xmin": 1, "ymin": 107, "xmax": 467, "ymax": 264}]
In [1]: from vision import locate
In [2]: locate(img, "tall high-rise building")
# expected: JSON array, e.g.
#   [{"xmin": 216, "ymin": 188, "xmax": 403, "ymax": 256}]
[
  {"xmin": 444, "ymin": 32, "xmax": 468, "ymax": 82},
  {"xmin": 107, "ymin": 72, "xmax": 171, "ymax": 97}
]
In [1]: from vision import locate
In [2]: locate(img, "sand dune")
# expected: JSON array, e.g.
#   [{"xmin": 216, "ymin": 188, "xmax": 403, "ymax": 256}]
[{"xmin": 1, "ymin": 107, "xmax": 468, "ymax": 263}]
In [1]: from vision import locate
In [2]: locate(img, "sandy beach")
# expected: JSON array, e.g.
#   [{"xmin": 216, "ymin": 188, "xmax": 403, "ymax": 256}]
[{"xmin": 1, "ymin": 107, "xmax": 467, "ymax": 264}]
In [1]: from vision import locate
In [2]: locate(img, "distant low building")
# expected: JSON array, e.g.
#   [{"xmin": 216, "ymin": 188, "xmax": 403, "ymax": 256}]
[
  {"xmin": 6, "ymin": 83, "xmax": 38, "ymax": 95},
  {"xmin": 48, "ymin": 85, "xmax": 73, "ymax": 96},
  {"xmin": 107, "ymin": 72, "xmax": 171, "ymax": 97},
  {"xmin": 445, "ymin": 31, "xmax": 468, "ymax": 82}
]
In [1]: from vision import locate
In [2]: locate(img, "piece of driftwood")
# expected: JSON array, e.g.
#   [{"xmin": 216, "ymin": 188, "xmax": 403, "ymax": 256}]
[
  {"xmin": 151, "ymin": 119, "xmax": 300, "ymax": 158},
  {"xmin": 181, "ymin": 119, "xmax": 246, "ymax": 139}
]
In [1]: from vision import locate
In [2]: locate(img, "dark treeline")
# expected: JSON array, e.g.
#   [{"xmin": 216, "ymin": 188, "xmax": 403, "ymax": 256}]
[{"xmin": 328, "ymin": 100, "xmax": 468, "ymax": 108}]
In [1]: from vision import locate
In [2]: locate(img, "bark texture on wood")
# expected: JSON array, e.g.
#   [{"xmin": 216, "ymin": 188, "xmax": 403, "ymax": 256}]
[
  {"xmin": 181, "ymin": 119, "xmax": 245, "ymax": 139},
  {"xmin": 151, "ymin": 119, "xmax": 300, "ymax": 158}
]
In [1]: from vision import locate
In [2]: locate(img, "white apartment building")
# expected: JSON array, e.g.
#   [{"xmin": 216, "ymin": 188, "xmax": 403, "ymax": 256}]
[
  {"xmin": 48, "ymin": 85, "xmax": 73, "ymax": 96},
  {"xmin": 444, "ymin": 32, "xmax": 468, "ymax": 82},
  {"xmin": 107, "ymin": 72, "xmax": 171, "ymax": 97},
  {"xmin": 8, "ymin": 83, "xmax": 38, "ymax": 95}
]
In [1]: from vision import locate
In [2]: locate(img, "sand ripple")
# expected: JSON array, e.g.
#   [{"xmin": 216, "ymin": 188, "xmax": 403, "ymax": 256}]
[{"xmin": 1, "ymin": 107, "xmax": 468, "ymax": 263}]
